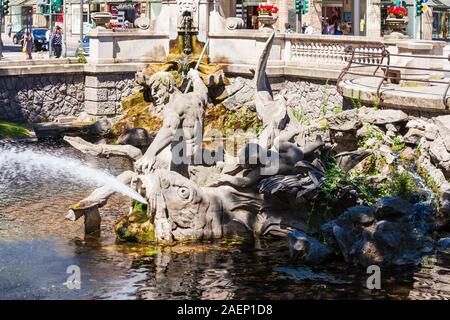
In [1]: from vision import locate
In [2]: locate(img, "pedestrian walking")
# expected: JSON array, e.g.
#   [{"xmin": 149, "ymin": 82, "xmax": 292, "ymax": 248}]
[
  {"xmin": 7, "ymin": 23, "xmax": 12, "ymax": 38},
  {"xmin": 52, "ymin": 26, "xmax": 63, "ymax": 58},
  {"xmin": 23, "ymin": 32, "xmax": 33, "ymax": 60}
]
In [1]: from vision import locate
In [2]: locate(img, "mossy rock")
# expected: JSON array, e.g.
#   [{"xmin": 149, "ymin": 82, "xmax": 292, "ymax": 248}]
[
  {"xmin": 0, "ymin": 121, "xmax": 31, "ymax": 139},
  {"xmin": 115, "ymin": 210, "xmax": 155, "ymax": 244},
  {"xmin": 111, "ymin": 91, "xmax": 163, "ymax": 137},
  {"xmin": 204, "ymin": 104, "xmax": 262, "ymax": 134}
]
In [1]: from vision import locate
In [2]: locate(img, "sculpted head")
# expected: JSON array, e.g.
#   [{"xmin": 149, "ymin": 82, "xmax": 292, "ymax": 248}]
[
  {"xmin": 147, "ymin": 72, "xmax": 176, "ymax": 106},
  {"xmin": 177, "ymin": 0, "xmax": 198, "ymax": 15}
]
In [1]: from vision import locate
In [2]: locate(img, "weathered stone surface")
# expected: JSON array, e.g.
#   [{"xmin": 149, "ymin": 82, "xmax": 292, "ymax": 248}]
[
  {"xmin": 288, "ymin": 230, "xmax": 333, "ymax": 263},
  {"xmin": 374, "ymin": 196, "xmax": 414, "ymax": 220},
  {"xmin": 406, "ymin": 119, "xmax": 427, "ymax": 131},
  {"xmin": 118, "ymin": 128, "xmax": 152, "ymax": 148},
  {"xmin": 437, "ymin": 237, "xmax": 450, "ymax": 253},
  {"xmin": 221, "ymin": 78, "xmax": 254, "ymax": 111},
  {"xmin": 85, "ymin": 101, "xmax": 117, "ymax": 116},
  {"xmin": 325, "ymin": 110, "xmax": 364, "ymax": 153},
  {"xmin": 321, "ymin": 198, "xmax": 435, "ymax": 266},
  {"xmin": 85, "ymin": 88, "xmax": 108, "ymax": 102},
  {"xmin": 434, "ymin": 115, "xmax": 450, "ymax": 152},
  {"xmin": 360, "ymin": 109, "xmax": 409, "ymax": 125},
  {"xmin": 327, "ymin": 109, "xmax": 362, "ymax": 131},
  {"xmin": 440, "ymin": 183, "xmax": 450, "ymax": 215},
  {"xmin": 403, "ymin": 128, "xmax": 424, "ymax": 145},
  {"xmin": 0, "ymin": 73, "xmax": 136, "ymax": 123},
  {"xmin": 91, "ymin": 117, "xmax": 113, "ymax": 136},
  {"xmin": 429, "ymin": 136, "xmax": 450, "ymax": 178},
  {"xmin": 424, "ymin": 123, "xmax": 438, "ymax": 141}
]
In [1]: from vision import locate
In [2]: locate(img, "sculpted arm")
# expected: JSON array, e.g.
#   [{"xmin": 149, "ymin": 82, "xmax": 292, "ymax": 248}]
[
  {"xmin": 135, "ymin": 110, "xmax": 181, "ymax": 172},
  {"xmin": 187, "ymin": 69, "xmax": 208, "ymax": 102}
]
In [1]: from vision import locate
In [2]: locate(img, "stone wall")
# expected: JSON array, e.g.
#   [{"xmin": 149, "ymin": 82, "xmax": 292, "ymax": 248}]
[
  {"xmin": 0, "ymin": 74, "xmax": 85, "ymax": 123},
  {"xmin": 272, "ymin": 79, "xmax": 343, "ymax": 116},
  {"xmin": 0, "ymin": 72, "xmax": 137, "ymax": 123},
  {"xmin": 84, "ymin": 74, "xmax": 136, "ymax": 117}
]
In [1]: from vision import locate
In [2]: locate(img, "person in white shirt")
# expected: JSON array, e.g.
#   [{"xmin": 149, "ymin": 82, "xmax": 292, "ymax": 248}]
[{"xmin": 304, "ymin": 25, "xmax": 314, "ymax": 35}]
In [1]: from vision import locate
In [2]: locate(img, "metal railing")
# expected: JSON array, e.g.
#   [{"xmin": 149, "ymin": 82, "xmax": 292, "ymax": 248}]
[{"xmin": 337, "ymin": 45, "xmax": 450, "ymax": 110}]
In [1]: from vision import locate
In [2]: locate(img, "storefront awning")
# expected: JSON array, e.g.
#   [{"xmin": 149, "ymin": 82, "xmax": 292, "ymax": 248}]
[{"xmin": 430, "ymin": 0, "xmax": 450, "ymax": 8}]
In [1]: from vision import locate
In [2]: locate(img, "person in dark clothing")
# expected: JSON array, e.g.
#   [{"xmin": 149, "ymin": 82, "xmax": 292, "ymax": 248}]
[{"xmin": 52, "ymin": 26, "xmax": 63, "ymax": 58}]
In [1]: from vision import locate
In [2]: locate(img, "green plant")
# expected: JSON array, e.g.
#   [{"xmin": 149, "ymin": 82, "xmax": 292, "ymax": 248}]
[
  {"xmin": 373, "ymin": 96, "xmax": 380, "ymax": 110},
  {"xmin": 133, "ymin": 202, "xmax": 147, "ymax": 214},
  {"xmin": 391, "ymin": 136, "xmax": 405, "ymax": 152},
  {"xmin": 351, "ymin": 90, "xmax": 362, "ymax": 109},
  {"xmin": 77, "ymin": 46, "xmax": 87, "ymax": 64},
  {"xmin": 358, "ymin": 124, "xmax": 384, "ymax": 149},
  {"xmin": 333, "ymin": 106, "xmax": 343, "ymax": 114},
  {"xmin": 0, "ymin": 121, "xmax": 31, "ymax": 139},
  {"xmin": 390, "ymin": 171, "xmax": 419, "ymax": 202},
  {"xmin": 292, "ymin": 109, "xmax": 311, "ymax": 125}
]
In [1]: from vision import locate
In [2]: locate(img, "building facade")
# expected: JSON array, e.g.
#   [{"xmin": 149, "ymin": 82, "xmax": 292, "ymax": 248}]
[{"xmin": 2, "ymin": 0, "xmax": 446, "ymax": 40}]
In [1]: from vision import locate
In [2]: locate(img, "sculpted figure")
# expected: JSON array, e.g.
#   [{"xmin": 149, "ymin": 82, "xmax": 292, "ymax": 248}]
[
  {"xmin": 254, "ymin": 32, "xmax": 289, "ymax": 148},
  {"xmin": 135, "ymin": 69, "xmax": 209, "ymax": 174},
  {"xmin": 138, "ymin": 169, "xmax": 309, "ymax": 242},
  {"xmin": 218, "ymin": 127, "xmax": 324, "ymax": 188}
]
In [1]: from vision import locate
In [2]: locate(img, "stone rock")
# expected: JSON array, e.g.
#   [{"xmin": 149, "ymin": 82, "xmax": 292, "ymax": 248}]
[
  {"xmin": 385, "ymin": 123, "xmax": 399, "ymax": 133},
  {"xmin": 424, "ymin": 123, "xmax": 438, "ymax": 141},
  {"xmin": 321, "ymin": 198, "xmax": 434, "ymax": 266},
  {"xmin": 288, "ymin": 230, "xmax": 333, "ymax": 264},
  {"xmin": 379, "ymin": 145, "xmax": 396, "ymax": 164},
  {"xmin": 403, "ymin": 128, "xmax": 424, "ymax": 145},
  {"xmin": 434, "ymin": 115, "xmax": 450, "ymax": 152},
  {"xmin": 437, "ymin": 237, "xmax": 450, "ymax": 253},
  {"xmin": 346, "ymin": 205, "xmax": 375, "ymax": 225},
  {"xmin": 327, "ymin": 109, "xmax": 362, "ymax": 131},
  {"xmin": 440, "ymin": 183, "xmax": 450, "ymax": 215},
  {"xmin": 374, "ymin": 196, "xmax": 414, "ymax": 220},
  {"xmin": 429, "ymin": 136, "xmax": 450, "ymax": 178},
  {"xmin": 221, "ymin": 78, "xmax": 254, "ymax": 111},
  {"xmin": 418, "ymin": 153, "xmax": 447, "ymax": 186},
  {"xmin": 118, "ymin": 128, "xmax": 152, "ymax": 148},
  {"xmin": 360, "ymin": 109, "xmax": 408, "ymax": 125},
  {"xmin": 406, "ymin": 119, "xmax": 427, "ymax": 131},
  {"xmin": 215, "ymin": 77, "xmax": 245, "ymax": 102},
  {"xmin": 90, "ymin": 117, "xmax": 112, "ymax": 136}
]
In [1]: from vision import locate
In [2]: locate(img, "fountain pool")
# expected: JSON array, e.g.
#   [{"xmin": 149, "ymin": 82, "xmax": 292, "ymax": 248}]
[{"xmin": 1, "ymin": 142, "xmax": 450, "ymax": 300}]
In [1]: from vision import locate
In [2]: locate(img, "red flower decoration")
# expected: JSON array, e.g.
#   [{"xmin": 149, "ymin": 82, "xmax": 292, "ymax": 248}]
[{"xmin": 257, "ymin": 3, "xmax": 279, "ymax": 16}]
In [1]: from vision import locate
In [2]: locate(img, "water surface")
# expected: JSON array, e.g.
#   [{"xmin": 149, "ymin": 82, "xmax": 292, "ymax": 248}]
[{"xmin": 1, "ymin": 142, "xmax": 449, "ymax": 300}]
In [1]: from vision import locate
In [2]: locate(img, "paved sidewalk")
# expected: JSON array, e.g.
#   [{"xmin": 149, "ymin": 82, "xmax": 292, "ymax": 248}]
[{"xmin": 0, "ymin": 33, "xmax": 80, "ymax": 62}]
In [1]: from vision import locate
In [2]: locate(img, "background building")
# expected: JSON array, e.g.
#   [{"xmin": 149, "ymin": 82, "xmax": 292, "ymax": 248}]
[{"xmin": 1, "ymin": 0, "xmax": 446, "ymax": 40}]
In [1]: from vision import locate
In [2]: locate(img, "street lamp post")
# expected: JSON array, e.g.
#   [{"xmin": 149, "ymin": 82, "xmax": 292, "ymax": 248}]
[
  {"xmin": 80, "ymin": 0, "xmax": 84, "ymax": 48},
  {"xmin": 63, "ymin": 0, "xmax": 67, "ymax": 57},
  {"xmin": 0, "ymin": 10, "xmax": 3, "ymax": 60},
  {"xmin": 49, "ymin": 1, "xmax": 53, "ymax": 58}
]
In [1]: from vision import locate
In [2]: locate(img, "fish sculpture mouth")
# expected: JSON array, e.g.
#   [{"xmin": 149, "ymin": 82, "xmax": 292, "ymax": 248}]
[
  {"xmin": 137, "ymin": 172, "xmax": 167, "ymax": 219},
  {"xmin": 136, "ymin": 170, "xmax": 212, "ymax": 242}
]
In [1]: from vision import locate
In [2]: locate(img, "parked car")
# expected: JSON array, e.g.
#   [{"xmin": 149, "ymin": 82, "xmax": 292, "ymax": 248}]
[{"xmin": 14, "ymin": 28, "xmax": 49, "ymax": 52}]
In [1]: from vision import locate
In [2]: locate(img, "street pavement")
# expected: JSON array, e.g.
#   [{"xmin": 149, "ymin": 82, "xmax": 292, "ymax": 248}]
[{"xmin": 0, "ymin": 33, "xmax": 81, "ymax": 62}]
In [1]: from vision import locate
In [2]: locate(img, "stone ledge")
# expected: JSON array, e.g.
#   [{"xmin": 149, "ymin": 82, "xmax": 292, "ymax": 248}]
[{"xmin": 339, "ymin": 77, "xmax": 450, "ymax": 113}]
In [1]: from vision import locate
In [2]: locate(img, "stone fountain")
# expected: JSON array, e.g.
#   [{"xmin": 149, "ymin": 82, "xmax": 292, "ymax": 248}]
[{"xmin": 63, "ymin": 0, "xmax": 442, "ymax": 268}]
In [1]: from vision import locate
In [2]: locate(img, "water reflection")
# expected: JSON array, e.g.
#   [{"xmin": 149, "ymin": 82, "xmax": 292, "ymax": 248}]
[{"xmin": 1, "ymin": 142, "xmax": 450, "ymax": 299}]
